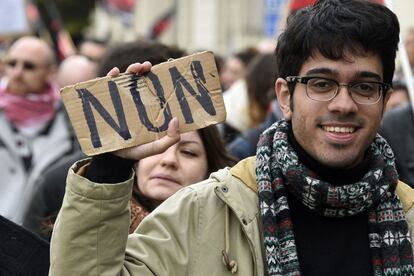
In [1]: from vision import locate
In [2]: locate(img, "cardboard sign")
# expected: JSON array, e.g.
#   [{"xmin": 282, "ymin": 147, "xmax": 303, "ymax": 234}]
[{"xmin": 61, "ymin": 51, "xmax": 226, "ymax": 156}]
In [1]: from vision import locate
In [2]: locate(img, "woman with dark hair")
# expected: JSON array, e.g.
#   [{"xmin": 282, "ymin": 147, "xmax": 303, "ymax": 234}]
[{"xmin": 129, "ymin": 126, "xmax": 236, "ymax": 233}]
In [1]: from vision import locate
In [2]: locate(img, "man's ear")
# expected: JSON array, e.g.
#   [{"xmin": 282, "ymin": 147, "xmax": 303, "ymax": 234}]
[{"xmin": 275, "ymin": 78, "xmax": 292, "ymax": 120}]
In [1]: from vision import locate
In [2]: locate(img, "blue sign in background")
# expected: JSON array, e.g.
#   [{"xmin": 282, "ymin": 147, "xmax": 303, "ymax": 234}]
[{"xmin": 264, "ymin": 0, "xmax": 286, "ymax": 38}]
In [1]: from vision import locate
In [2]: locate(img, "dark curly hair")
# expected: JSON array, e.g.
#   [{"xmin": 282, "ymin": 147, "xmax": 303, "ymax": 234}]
[{"xmin": 276, "ymin": 0, "xmax": 400, "ymax": 95}]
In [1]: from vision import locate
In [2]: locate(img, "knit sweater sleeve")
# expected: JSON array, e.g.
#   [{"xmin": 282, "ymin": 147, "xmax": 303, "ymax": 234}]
[{"xmin": 84, "ymin": 153, "xmax": 135, "ymax": 183}]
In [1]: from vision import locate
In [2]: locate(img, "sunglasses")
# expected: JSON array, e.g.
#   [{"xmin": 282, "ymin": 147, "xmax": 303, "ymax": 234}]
[{"xmin": 5, "ymin": 59, "xmax": 39, "ymax": 71}]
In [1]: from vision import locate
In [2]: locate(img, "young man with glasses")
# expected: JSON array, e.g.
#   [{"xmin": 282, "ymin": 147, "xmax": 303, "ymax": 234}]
[
  {"xmin": 0, "ymin": 36, "xmax": 77, "ymax": 224},
  {"xmin": 50, "ymin": 0, "xmax": 414, "ymax": 275}
]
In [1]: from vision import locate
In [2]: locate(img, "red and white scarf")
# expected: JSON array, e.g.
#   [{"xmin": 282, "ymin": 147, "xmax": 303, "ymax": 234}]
[{"xmin": 0, "ymin": 81, "xmax": 60, "ymax": 130}]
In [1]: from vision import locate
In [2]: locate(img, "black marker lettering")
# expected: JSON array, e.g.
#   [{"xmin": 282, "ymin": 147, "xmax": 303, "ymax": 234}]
[
  {"xmin": 129, "ymin": 72, "xmax": 172, "ymax": 132},
  {"xmin": 169, "ymin": 61, "xmax": 216, "ymax": 124},
  {"xmin": 76, "ymin": 80, "xmax": 131, "ymax": 148}
]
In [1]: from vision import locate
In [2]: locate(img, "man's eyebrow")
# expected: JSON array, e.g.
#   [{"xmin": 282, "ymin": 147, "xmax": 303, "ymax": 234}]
[
  {"xmin": 304, "ymin": 68, "xmax": 382, "ymax": 81},
  {"xmin": 304, "ymin": 68, "xmax": 336, "ymax": 76},
  {"xmin": 355, "ymin": 71, "xmax": 382, "ymax": 81}
]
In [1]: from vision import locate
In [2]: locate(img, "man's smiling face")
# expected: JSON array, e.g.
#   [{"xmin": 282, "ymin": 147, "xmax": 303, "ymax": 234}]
[{"xmin": 276, "ymin": 50, "xmax": 389, "ymax": 169}]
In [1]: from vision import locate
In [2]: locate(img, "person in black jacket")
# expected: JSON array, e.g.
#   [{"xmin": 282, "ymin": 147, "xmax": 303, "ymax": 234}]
[
  {"xmin": 380, "ymin": 102, "xmax": 414, "ymax": 187},
  {"xmin": 0, "ymin": 215, "xmax": 49, "ymax": 276}
]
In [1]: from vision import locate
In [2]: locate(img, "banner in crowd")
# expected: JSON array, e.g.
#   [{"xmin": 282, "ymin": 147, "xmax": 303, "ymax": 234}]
[
  {"xmin": 0, "ymin": 0, "xmax": 28, "ymax": 35},
  {"xmin": 264, "ymin": 0, "xmax": 288, "ymax": 38},
  {"xmin": 61, "ymin": 51, "xmax": 226, "ymax": 156}
]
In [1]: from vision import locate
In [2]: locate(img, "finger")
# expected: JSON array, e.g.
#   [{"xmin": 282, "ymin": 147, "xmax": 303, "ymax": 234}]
[
  {"xmin": 141, "ymin": 61, "xmax": 152, "ymax": 71},
  {"xmin": 137, "ymin": 118, "xmax": 180, "ymax": 159},
  {"xmin": 114, "ymin": 118, "xmax": 180, "ymax": 160},
  {"xmin": 126, "ymin": 61, "xmax": 152, "ymax": 75},
  {"xmin": 107, "ymin": 67, "xmax": 120, "ymax": 77},
  {"xmin": 166, "ymin": 117, "xmax": 179, "ymax": 139}
]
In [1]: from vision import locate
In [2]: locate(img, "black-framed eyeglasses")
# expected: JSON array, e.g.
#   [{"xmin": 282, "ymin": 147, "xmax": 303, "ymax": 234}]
[
  {"xmin": 5, "ymin": 59, "xmax": 39, "ymax": 71},
  {"xmin": 286, "ymin": 76, "xmax": 390, "ymax": 105}
]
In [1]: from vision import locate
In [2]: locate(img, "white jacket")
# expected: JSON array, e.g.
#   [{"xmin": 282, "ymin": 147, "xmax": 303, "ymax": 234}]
[{"xmin": 0, "ymin": 111, "xmax": 75, "ymax": 223}]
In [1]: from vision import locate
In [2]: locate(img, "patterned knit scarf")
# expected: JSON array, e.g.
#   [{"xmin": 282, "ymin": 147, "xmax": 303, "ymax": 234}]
[{"xmin": 257, "ymin": 120, "xmax": 414, "ymax": 276}]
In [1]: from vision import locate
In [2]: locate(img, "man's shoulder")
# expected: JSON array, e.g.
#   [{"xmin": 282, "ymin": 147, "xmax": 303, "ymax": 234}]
[
  {"xmin": 160, "ymin": 162, "xmax": 260, "ymax": 225},
  {"xmin": 230, "ymin": 156, "xmax": 257, "ymax": 192},
  {"xmin": 184, "ymin": 166, "xmax": 250, "ymax": 196},
  {"xmin": 182, "ymin": 157, "xmax": 258, "ymax": 195},
  {"xmin": 168, "ymin": 159, "xmax": 259, "ymax": 211}
]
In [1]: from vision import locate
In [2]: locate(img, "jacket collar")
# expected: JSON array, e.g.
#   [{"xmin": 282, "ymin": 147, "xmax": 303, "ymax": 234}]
[
  {"xmin": 230, "ymin": 156, "xmax": 257, "ymax": 192},
  {"xmin": 396, "ymin": 181, "xmax": 414, "ymax": 212}
]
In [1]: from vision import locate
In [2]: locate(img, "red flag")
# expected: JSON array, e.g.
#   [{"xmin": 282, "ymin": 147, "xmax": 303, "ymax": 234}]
[
  {"xmin": 290, "ymin": 0, "xmax": 316, "ymax": 11},
  {"xmin": 290, "ymin": 0, "xmax": 384, "ymax": 12},
  {"xmin": 149, "ymin": 7, "xmax": 176, "ymax": 39},
  {"xmin": 105, "ymin": 0, "xmax": 135, "ymax": 12}
]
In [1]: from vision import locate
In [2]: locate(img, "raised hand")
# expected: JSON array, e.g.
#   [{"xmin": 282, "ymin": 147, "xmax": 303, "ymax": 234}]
[{"xmin": 107, "ymin": 62, "xmax": 181, "ymax": 161}]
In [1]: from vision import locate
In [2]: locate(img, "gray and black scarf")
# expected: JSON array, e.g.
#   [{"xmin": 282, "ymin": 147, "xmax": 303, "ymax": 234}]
[{"xmin": 257, "ymin": 120, "xmax": 414, "ymax": 276}]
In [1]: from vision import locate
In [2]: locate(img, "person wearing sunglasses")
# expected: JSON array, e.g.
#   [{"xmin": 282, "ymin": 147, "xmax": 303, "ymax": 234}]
[{"xmin": 0, "ymin": 36, "xmax": 77, "ymax": 225}]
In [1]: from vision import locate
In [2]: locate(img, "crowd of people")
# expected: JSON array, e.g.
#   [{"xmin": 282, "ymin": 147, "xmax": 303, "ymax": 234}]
[{"xmin": 1, "ymin": 0, "xmax": 414, "ymax": 275}]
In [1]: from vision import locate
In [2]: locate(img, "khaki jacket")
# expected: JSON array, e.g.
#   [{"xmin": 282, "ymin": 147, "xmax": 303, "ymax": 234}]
[{"xmin": 49, "ymin": 157, "xmax": 414, "ymax": 276}]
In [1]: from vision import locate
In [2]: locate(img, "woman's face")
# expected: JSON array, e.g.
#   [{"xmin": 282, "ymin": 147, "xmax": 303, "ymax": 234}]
[{"xmin": 135, "ymin": 131, "xmax": 208, "ymax": 203}]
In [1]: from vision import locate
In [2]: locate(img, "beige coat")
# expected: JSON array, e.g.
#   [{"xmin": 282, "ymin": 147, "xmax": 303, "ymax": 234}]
[{"xmin": 49, "ymin": 157, "xmax": 414, "ymax": 276}]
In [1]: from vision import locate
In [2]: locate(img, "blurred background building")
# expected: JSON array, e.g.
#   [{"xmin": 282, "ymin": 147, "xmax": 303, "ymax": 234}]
[
  {"xmin": 80, "ymin": 0, "xmax": 414, "ymax": 56},
  {"xmin": 82, "ymin": 0, "xmax": 288, "ymax": 56}
]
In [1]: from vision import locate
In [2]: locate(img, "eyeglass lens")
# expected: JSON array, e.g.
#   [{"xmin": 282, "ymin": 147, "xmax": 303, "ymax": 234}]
[{"xmin": 306, "ymin": 78, "xmax": 381, "ymax": 104}]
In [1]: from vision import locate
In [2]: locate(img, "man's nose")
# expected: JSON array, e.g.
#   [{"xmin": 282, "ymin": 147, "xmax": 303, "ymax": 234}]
[{"xmin": 327, "ymin": 86, "xmax": 359, "ymax": 114}]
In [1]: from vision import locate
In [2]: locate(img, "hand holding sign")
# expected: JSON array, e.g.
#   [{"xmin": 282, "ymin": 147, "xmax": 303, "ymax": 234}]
[
  {"xmin": 61, "ymin": 51, "xmax": 225, "ymax": 156},
  {"xmin": 106, "ymin": 62, "xmax": 181, "ymax": 161},
  {"xmin": 114, "ymin": 118, "xmax": 180, "ymax": 160}
]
